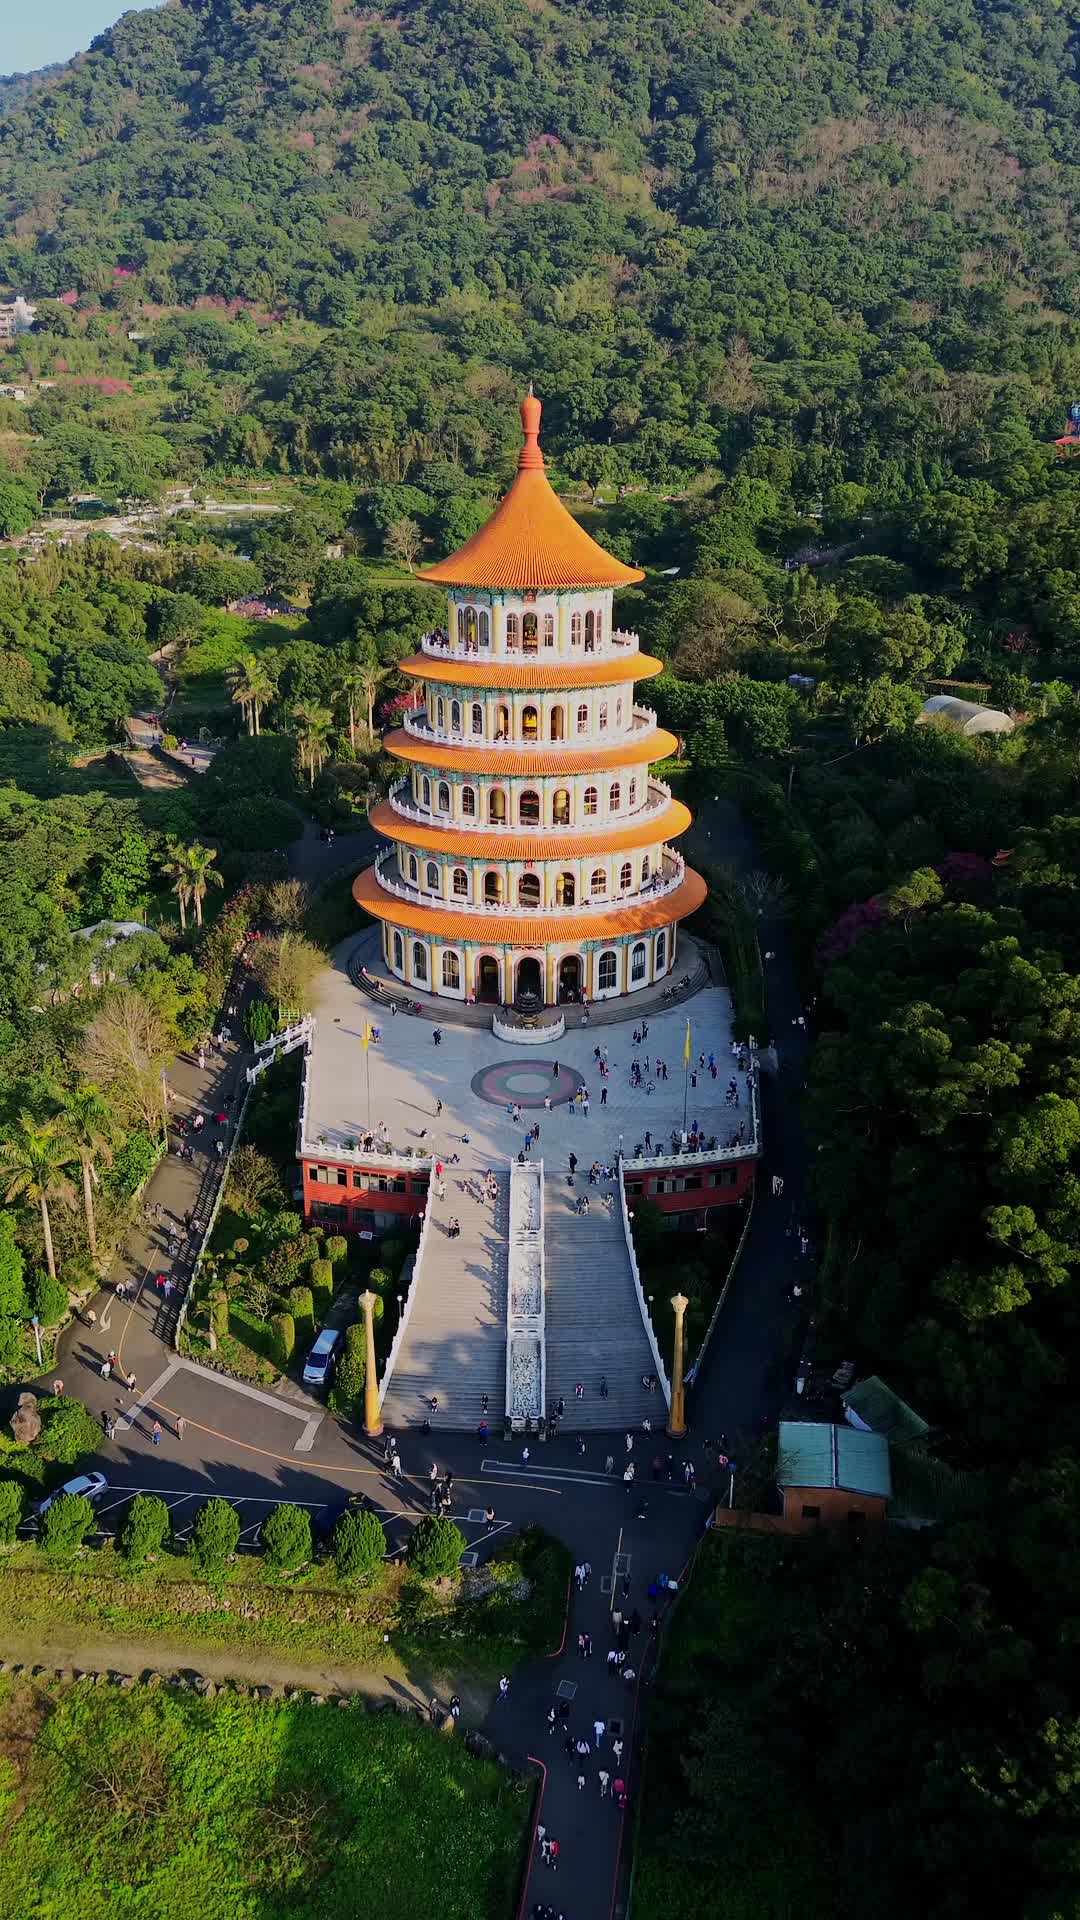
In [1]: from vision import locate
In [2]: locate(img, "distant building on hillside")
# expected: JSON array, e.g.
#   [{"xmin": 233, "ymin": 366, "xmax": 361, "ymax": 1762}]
[
  {"xmin": 918, "ymin": 694, "xmax": 1015, "ymax": 737},
  {"xmin": 0, "ymin": 298, "xmax": 37, "ymax": 339}
]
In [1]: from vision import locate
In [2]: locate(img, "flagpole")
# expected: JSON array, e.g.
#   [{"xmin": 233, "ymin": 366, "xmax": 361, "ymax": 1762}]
[
  {"xmin": 364, "ymin": 1029, "xmax": 372, "ymax": 1128},
  {"xmin": 682, "ymin": 1018, "xmax": 691, "ymax": 1134}
]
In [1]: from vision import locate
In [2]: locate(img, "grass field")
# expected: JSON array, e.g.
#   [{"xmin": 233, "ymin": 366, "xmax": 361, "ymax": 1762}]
[
  {"xmin": 0, "ymin": 1525, "xmax": 569, "ymax": 1683},
  {"xmin": 0, "ymin": 1675, "xmax": 528, "ymax": 1919}
]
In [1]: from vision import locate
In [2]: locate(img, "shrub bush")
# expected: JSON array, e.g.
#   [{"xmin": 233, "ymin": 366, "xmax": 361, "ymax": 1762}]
[
  {"xmin": 380, "ymin": 1238, "xmax": 404, "ymax": 1277},
  {"xmin": 325, "ymin": 1235, "xmax": 348, "ymax": 1265},
  {"xmin": 309, "ymin": 1258, "xmax": 334, "ymax": 1310},
  {"xmin": 36, "ymin": 1396, "xmax": 100, "ymax": 1466},
  {"xmin": 41, "ymin": 1491, "xmax": 96, "ymax": 1557},
  {"xmin": 119, "ymin": 1492, "xmax": 171, "ymax": 1564},
  {"xmin": 287, "ymin": 1284, "xmax": 315, "ymax": 1348},
  {"xmin": 210, "ymin": 1289, "xmax": 229, "ymax": 1338},
  {"xmin": 191, "ymin": 1498, "xmax": 240, "ymax": 1574},
  {"xmin": 327, "ymin": 1320, "xmax": 365, "ymax": 1413},
  {"xmin": 31, "ymin": 1269, "xmax": 69, "ymax": 1328},
  {"xmin": 270, "ymin": 1311, "xmax": 294, "ymax": 1369},
  {"xmin": 0, "ymin": 1477, "xmax": 23, "ymax": 1545},
  {"xmin": 406, "ymin": 1514, "xmax": 466, "ymax": 1580},
  {"xmin": 368, "ymin": 1265, "xmax": 392, "ymax": 1297},
  {"xmin": 260, "ymin": 1502, "xmax": 313, "ymax": 1572},
  {"xmin": 332, "ymin": 1506, "xmax": 386, "ymax": 1581}
]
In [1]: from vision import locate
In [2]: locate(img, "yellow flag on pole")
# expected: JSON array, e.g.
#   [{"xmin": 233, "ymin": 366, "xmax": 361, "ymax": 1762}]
[
  {"xmin": 684, "ymin": 1018, "xmax": 691, "ymax": 1068},
  {"xmin": 361, "ymin": 1023, "xmax": 371, "ymax": 1051}
]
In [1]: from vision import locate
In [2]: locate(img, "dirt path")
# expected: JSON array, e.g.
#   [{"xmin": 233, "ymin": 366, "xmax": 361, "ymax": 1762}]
[{"xmin": 0, "ymin": 1630, "xmax": 494, "ymax": 1717}]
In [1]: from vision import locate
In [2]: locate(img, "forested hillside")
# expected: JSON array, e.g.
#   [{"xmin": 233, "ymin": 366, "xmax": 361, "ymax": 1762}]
[{"xmin": 1, "ymin": 0, "xmax": 1079, "ymax": 485}]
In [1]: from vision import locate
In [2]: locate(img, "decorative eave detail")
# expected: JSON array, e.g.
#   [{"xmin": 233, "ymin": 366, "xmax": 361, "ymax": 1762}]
[
  {"xmin": 354, "ymin": 864, "xmax": 707, "ymax": 943},
  {"xmin": 418, "ymin": 393, "xmax": 644, "ymax": 591},
  {"xmin": 382, "ymin": 726, "xmax": 679, "ymax": 777},
  {"xmin": 366, "ymin": 796, "xmax": 693, "ymax": 861},
  {"xmin": 399, "ymin": 651, "xmax": 663, "ymax": 691}
]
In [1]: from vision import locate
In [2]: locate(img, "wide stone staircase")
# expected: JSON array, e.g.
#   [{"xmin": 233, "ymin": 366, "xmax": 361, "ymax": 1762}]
[
  {"xmin": 379, "ymin": 1170, "xmax": 507, "ymax": 1431},
  {"xmin": 543, "ymin": 1176, "xmax": 661, "ymax": 1433}
]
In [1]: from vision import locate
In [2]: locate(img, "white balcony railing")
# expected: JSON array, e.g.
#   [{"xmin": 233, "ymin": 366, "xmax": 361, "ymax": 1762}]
[
  {"xmin": 385, "ymin": 777, "xmax": 674, "ymax": 835},
  {"xmin": 400, "ymin": 707, "xmax": 657, "ymax": 750},
  {"xmin": 372, "ymin": 848, "xmax": 686, "ymax": 917},
  {"xmin": 418, "ymin": 627, "xmax": 641, "ymax": 664}
]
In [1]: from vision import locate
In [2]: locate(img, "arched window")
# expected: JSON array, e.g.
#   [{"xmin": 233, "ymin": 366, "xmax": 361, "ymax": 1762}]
[
  {"xmin": 472, "ymin": 703, "xmax": 484, "ymax": 735},
  {"xmin": 464, "ymin": 606, "xmax": 478, "ymax": 649},
  {"xmin": 642, "ymin": 854, "xmax": 650, "ymax": 882},
  {"xmin": 522, "ymin": 613, "xmax": 538, "ymax": 653},
  {"xmin": 488, "ymin": 789, "xmax": 506, "ymax": 824},
  {"xmin": 631, "ymin": 941, "xmax": 647, "ymax": 981},
  {"xmin": 412, "ymin": 942, "xmax": 428, "ymax": 981},
  {"xmin": 590, "ymin": 867, "xmax": 607, "ymax": 897},
  {"xmin": 550, "ymin": 706, "xmax": 565, "ymax": 741},
  {"xmin": 616, "ymin": 699, "xmax": 623, "ymax": 726},
  {"xmin": 421, "ymin": 776, "xmax": 431, "ymax": 809},
  {"xmin": 655, "ymin": 931, "xmax": 666, "ymax": 971},
  {"xmin": 426, "ymin": 862, "xmax": 439, "ymax": 890},
  {"xmin": 609, "ymin": 781, "xmax": 621, "ymax": 812},
  {"xmin": 442, "ymin": 950, "xmax": 460, "ymax": 990},
  {"xmin": 583, "ymin": 786, "xmax": 598, "ymax": 817},
  {"xmin": 576, "ymin": 703, "xmax": 589, "ymax": 736},
  {"xmin": 456, "ymin": 606, "xmax": 467, "ymax": 644},
  {"xmin": 505, "ymin": 613, "xmax": 519, "ymax": 649},
  {"xmin": 461, "ymin": 785, "xmax": 476, "ymax": 816},
  {"xmin": 408, "ymin": 853, "xmax": 418, "ymax": 884},
  {"xmin": 585, "ymin": 610, "xmax": 595, "ymax": 651},
  {"xmin": 451, "ymin": 700, "xmax": 462, "ymax": 733},
  {"xmin": 620, "ymin": 861, "xmax": 632, "ymax": 891},
  {"xmin": 495, "ymin": 704, "xmax": 510, "ymax": 740},
  {"xmin": 393, "ymin": 931, "xmax": 403, "ymax": 970},
  {"xmin": 598, "ymin": 950, "xmax": 618, "ymax": 992},
  {"xmin": 598, "ymin": 703, "xmax": 608, "ymax": 732},
  {"xmin": 519, "ymin": 790, "xmax": 540, "ymax": 825},
  {"xmin": 595, "ymin": 610, "xmax": 603, "ymax": 646},
  {"xmin": 552, "ymin": 789, "xmax": 570, "ymax": 825},
  {"xmin": 518, "ymin": 874, "xmax": 541, "ymax": 907},
  {"xmin": 436, "ymin": 697, "xmax": 446, "ymax": 731},
  {"xmin": 452, "ymin": 868, "xmax": 469, "ymax": 897},
  {"xmin": 571, "ymin": 612, "xmax": 582, "ymax": 646},
  {"xmin": 556, "ymin": 872, "xmax": 575, "ymax": 906},
  {"xmin": 478, "ymin": 610, "xmax": 490, "ymax": 647},
  {"xmin": 522, "ymin": 705, "xmax": 539, "ymax": 742},
  {"xmin": 629, "ymin": 777, "xmax": 637, "ymax": 807},
  {"xmin": 483, "ymin": 870, "xmax": 503, "ymax": 904},
  {"xmin": 437, "ymin": 781, "xmax": 450, "ymax": 812},
  {"xmin": 543, "ymin": 612, "xmax": 555, "ymax": 647}
]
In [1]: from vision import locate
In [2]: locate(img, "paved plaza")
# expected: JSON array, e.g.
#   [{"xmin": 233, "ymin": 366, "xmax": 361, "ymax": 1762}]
[{"xmin": 306, "ymin": 939, "xmax": 751, "ymax": 1174}]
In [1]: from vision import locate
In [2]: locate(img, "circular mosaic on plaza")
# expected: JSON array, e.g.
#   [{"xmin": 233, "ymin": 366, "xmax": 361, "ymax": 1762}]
[{"xmin": 470, "ymin": 1061, "xmax": 585, "ymax": 1108}]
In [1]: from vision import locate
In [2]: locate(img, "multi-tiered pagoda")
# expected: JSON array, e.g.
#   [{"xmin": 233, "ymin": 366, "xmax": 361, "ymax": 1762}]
[{"xmin": 354, "ymin": 392, "xmax": 706, "ymax": 1008}]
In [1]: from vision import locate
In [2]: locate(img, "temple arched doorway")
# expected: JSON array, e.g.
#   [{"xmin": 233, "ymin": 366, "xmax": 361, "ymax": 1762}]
[
  {"xmin": 476, "ymin": 955, "xmax": 501, "ymax": 1003},
  {"xmin": 515, "ymin": 957, "xmax": 543, "ymax": 1009},
  {"xmin": 558, "ymin": 955, "xmax": 582, "ymax": 1001}
]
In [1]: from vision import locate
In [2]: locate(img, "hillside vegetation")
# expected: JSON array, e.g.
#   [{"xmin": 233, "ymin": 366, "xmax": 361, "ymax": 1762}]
[{"xmin": 0, "ymin": 0, "xmax": 1078, "ymax": 487}]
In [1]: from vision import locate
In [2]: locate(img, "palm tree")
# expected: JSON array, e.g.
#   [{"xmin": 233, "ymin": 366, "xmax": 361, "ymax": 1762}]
[
  {"xmin": 227, "ymin": 652, "xmax": 277, "ymax": 736},
  {"xmin": 293, "ymin": 705, "xmax": 333, "ymax": 788},
  {"xmin": 56, "ymin": 1084, "xmax": 115, "ymax": 1264},
  {"xmin": 0, "ymin": 1114, "xmax": 78, "ymax": 1282},
  {"xmin": 337, "ymin": 656, "xmax": 388, "ymax": 750},
  {"xmin": 161, "ymin": 839, "xmax": 224, "ymax": 930}
]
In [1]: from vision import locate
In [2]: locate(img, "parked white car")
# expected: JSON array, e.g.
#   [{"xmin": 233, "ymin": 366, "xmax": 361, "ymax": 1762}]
[
  {"xmin": 36, "ymin": 1471, "xmax": 109, "ymax": 1518},
  {"xmin": 302, "ymin": 1327, "xmax": 340, "ymax": 1388}
]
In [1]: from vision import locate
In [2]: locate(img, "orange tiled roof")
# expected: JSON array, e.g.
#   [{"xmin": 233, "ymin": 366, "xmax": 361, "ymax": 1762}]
[
  {"xmin": 353, "ymin": 862, "xmax": 706, "ymax": 942},
  {"xmin": 418, "ymin": 394, "xmax": 644, "ymax": 591},
  {"xmin": 367, "ymin": 796, "xmax": 693, "ymax": 860},
  {"xmin": 384, "ymin": 726, "xmax": 679, "ymax": 776},
  {"xmin": 400, "ymin": 651, "xmax": 663, "ymax": 690}
]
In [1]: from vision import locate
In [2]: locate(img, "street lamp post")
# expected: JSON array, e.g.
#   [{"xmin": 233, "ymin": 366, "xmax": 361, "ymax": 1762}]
[
  {"xmin": 359, "ymin": 1289, "xmax": 382, "ymax": 1438},
  {"xmin": 666, "ymin": 1292, "xmax": 689, "ymax": 1439}
]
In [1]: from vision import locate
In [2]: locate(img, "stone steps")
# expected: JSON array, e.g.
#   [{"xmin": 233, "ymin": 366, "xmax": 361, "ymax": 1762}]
[
  {"xmin": 542, "ymin": 1179, "xmax": 660, "ymax": 1431},
  {"xmin": 380, "ymin": 1171, "xmax": 507, "ymax": 1430}
]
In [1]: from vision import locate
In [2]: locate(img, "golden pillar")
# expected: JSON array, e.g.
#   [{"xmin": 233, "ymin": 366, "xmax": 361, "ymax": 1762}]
[
  {"xmin": 360, "ymin": 1289, "xmax": 382, "ymax": 1438},
  {"xmin": 667, "ymin": 1292, "xmax": 689, "ymax": 1439}
]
